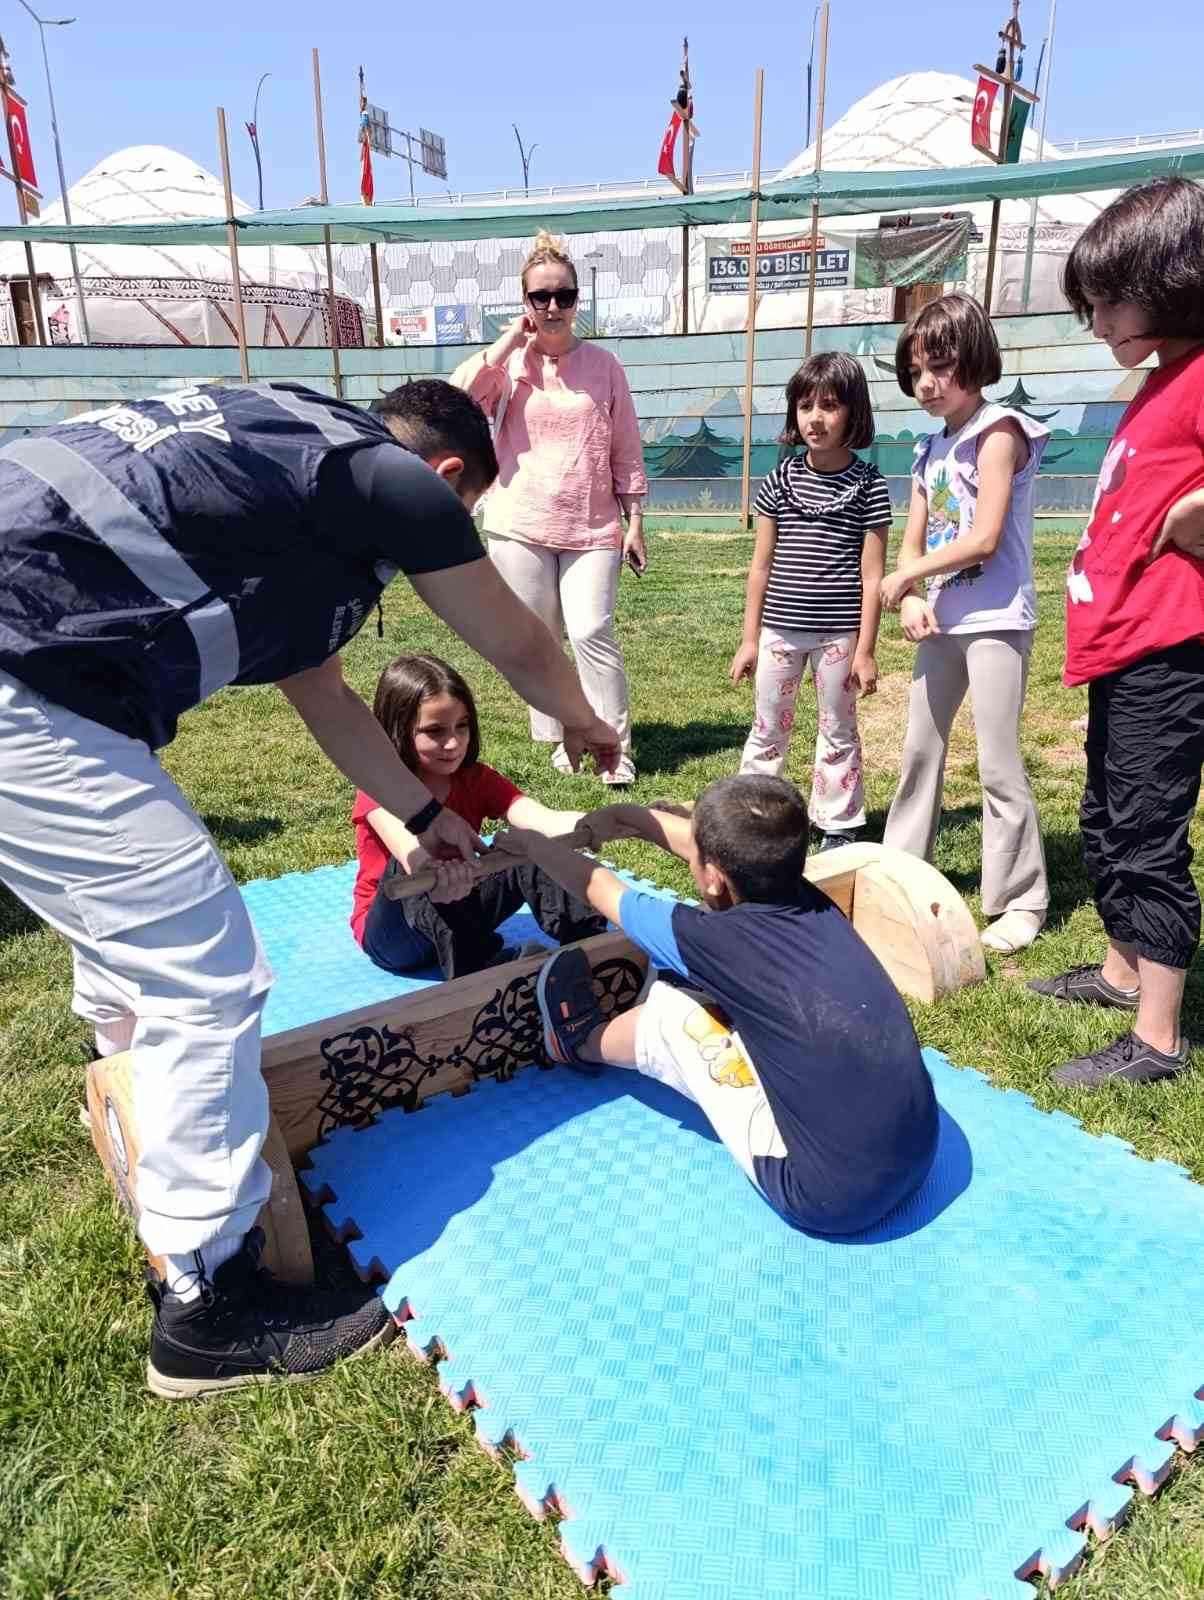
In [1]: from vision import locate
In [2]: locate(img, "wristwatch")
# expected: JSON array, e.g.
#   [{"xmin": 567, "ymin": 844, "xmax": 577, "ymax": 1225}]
[{"xmin": 406, "ymin": 797, "xmax": 444, "ymax": 835}]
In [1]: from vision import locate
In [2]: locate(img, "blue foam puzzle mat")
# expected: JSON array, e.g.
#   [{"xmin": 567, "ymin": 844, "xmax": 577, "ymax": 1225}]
[
  {"xmin": 304, "ymin": 1053, "xmax": 1204, "ymax": 1599},
  {"xmin": 240, "ymin": 859, "xmax": 682, "ymax": 1038}
]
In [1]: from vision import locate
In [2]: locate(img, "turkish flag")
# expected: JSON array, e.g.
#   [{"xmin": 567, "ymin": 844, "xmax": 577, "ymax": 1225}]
[
  {"xmin": 3, "ymin": 90, "xmax": 38, "ymax": 190},
  {"xmin": 970, "ymin": 76, "xmax": 998, "ymax": 155},
  {"xmin": 657, "ymin": 109, "xmax": 683, "ymax": 179}
]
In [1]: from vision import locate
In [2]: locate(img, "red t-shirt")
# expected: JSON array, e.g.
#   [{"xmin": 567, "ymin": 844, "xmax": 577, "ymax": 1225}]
[
  {"xmin": 349, "ymin": 762, "xmax": 523, "ymax": 945},
  {"xmin": 1064, "ymin": 345, "xmax": 1204, "ymax": 686}
]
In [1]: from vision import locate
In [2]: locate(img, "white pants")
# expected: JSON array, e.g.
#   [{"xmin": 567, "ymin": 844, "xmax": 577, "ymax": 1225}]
[
  {"xmin": 739, "ymin": 627, "xmax": 866, "ymax": 831},
  {"xmin": 884, "ymin": 631, "xmax": 1049, "ymax": 918},
  {"xmin": 488, "ymin": 535, "xmax": 632, "ymax": 752},
  {"xmin": 634, "ymin": 980, "xmax": 786, "ymax": 1188},
  {"xmin": 0, "ymin": 670, "xmax": 273, "ymax": 1259}
]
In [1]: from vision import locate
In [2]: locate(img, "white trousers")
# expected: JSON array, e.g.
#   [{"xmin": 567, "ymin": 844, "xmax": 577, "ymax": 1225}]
[
  {"xmin": 738, "ymin": 627, "xmax": 866, "ymax": 831},
  {"xmin": 634, "ymin": 980, "xmax": 786, "ymax": 1188},
  {"xmin": 0, "ymin": 669, "xmax": 273, "ymax": 1258},
  {"xmin": 488, "ymin": 535, "xmax": 632, "ymax": 752}
]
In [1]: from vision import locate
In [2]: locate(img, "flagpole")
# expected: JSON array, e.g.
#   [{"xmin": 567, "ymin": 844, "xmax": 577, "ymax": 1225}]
[
  {"xmin": 216, "ymin": 107, "xmax": 251, "ymax": 383},
  {"xmin": 679, "ymin": 35, "xmax": 691, "ymax": 337},
  {"xmin": 803, "ymin": 0, "xmax": 830, "ymax": 357},
  {"xmin": 739, "ymin": 68, "xmax": 765, "ymax": 529},
  {"xmin": 1, "ymin": 82, "xmax": 46, "ymax": 345},
  {"xmin": 369, "ymin": 245, "xmax": 385, "ymax": 347},
  {"xmin": 311, "ymin": 46, "xmax": 344, "ymax": 399},
  {"xmin": 1020, "ymin": 0, "xmax": 1056, "ymax": 313},
  {"xmin": 983, "ymin": 3, "xmax": 1020, "ymax": 313}
]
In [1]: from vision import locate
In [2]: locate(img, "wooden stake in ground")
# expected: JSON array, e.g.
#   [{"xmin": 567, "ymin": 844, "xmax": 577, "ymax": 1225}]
[
  {"xmin": 738, "ymin": 69, "xmax": 765, "ymax": 529},
  {"xmin": 803, "ymin": 0, "xmax": 830, "ymax": 358},
  {"xmin": 216, "ymin": 107, "xmax": 251, "ymax": 383},
  {"xmin": 311, "ymin": 47, "xmax": 344, "ymax": 398}
]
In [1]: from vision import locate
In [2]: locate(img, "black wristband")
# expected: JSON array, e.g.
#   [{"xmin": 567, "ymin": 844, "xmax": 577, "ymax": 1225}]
[{"xmin": 406, "ymin": 797, "xmax": 444, "ymax": 835}]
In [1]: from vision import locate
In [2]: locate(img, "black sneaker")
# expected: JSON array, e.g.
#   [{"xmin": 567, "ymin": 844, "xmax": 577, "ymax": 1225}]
[
  {"xmin": 1053, "ymin": 1031, "xmax": 1193, "ymax": 1089},
  {"xmin": 146, "ymin": 1227, "xmax": 396, "ymax": 1400},
  {"xmin": 815, "ymin": 828, "xmax": 865, "ymax": 853},
  {"xmin": 536, "ymin": 946, "xmax": 607, "ymax": 1074},
  {"xmin": 1027, "ymin": 964, "xmax": 1139, "ymax": 1012}
]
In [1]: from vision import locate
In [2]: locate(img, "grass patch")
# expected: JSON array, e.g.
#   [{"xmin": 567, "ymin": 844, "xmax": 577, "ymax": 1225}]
[{"xmin": 3, "ymin": 529, "xmax": 1203, "ymax": 1597}]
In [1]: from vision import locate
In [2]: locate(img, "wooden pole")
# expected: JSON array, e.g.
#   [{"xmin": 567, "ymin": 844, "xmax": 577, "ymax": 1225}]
[
  {"xmin": 311, "ymin": 47, "xmax": 344, "ymax": 398},
  {"xmin": 738, "ymin": 69, "xmax": 765, "ymax": 529},
  {"xmin": 803, "ymin": 0, "xmax": 830, "ymax": 357},
  {"xmin": 369, "ymin": 243, "xmax": 385, "ymax": 347},
  {"xmin": 216, "ymin": 108, "xmax": 251, "ymax": 383}
]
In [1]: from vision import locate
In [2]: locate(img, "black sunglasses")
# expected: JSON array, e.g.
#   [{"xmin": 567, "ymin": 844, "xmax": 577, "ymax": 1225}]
[{"xmin": 525, "ymin": 287, "xmax": 579, "ymax": 310}]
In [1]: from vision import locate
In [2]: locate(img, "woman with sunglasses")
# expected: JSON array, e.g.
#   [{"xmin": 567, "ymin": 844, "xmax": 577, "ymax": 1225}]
[{"xmin": 454, "ymin": 232, "xmax": 647, "ymax": 786}]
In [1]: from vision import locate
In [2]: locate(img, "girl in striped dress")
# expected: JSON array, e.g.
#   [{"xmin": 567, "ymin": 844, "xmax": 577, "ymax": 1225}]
[{"xmin": 730, "ymin": 352, "xmax": 892, "ymax": 850}]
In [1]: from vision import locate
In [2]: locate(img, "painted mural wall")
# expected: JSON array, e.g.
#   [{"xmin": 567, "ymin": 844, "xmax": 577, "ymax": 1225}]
[{"xmin": 0, "ymin": 310, "xmax": 1131, "ymax": 519}]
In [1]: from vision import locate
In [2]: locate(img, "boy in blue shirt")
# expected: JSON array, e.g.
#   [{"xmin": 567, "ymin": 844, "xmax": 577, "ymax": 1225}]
[{"xmin": 495, "ymin": 774, "xmax": 939, "ymax": 1235}]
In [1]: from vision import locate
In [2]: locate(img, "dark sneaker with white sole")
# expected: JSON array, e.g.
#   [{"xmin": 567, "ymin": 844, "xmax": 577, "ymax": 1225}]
[
  {"xmin": 1053, "ymin": 1031, "xmax": 1193, "ymax": 1089},
  {"xmin": 1027, "ymin": 964, "xmax": 1139, "ymax": 1012},
  {"xmin": 146, "ymin": 1227, "xmax": 396, "ymax": 1400},
  {"xmin": 536, "ymin": 945, "xmax": 607, "ymax": 1074}
]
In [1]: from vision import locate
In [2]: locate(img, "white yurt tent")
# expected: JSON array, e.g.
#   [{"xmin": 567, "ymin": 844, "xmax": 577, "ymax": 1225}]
[
  {"xmin": 0, "ymin": 145, "xmax": 364, "ymax": 347},
  {"xmin": 679, "ymin": 70, "xmax": 1112, "ymax": 332}
]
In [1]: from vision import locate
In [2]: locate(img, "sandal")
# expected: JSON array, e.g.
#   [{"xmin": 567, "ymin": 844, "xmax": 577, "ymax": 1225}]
[
  {"xmin": 550, "ymin": 743, "xmax": 575, "ymax": 775},
  {"xmin": 601, "ymin": 755, "xmax": 637, "ymax": 788},
  {"xmin": 981, "ymin": 910, "xmax": 1045, "ymax": 954}
]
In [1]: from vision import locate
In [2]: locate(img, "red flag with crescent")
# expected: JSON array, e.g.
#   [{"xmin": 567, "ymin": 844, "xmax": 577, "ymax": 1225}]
[
  {"xmin": 970, "ymin": 75, "xmax": 998, "ymax": 155},
  {"xmin": 657, "ymin": 108, "xmax": 683, "ymax": 179},
  {"xmin": 358, "ymin": 67, "xmax": 374, "ymax": 207},
  {"xmin": 3, "ymin": 89, "xmax": 38, "ymax": 189}
]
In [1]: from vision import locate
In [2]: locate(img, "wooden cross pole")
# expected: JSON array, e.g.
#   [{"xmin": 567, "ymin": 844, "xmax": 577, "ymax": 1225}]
[
  {"xmin": 679, "ymin": 36, "xmax": 694, "ymax": 335},
  {"xmin": 311, "ymin": 47, "xmax": 344, "ymax": 398},
  {"xmin": 738, "ymin": 69, "xmax": 764, "ymax": 529}
]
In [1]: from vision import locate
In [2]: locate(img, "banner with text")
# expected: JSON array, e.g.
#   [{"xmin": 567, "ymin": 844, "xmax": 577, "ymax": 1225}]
[{"xmin": 704, "ymin": 220, "xmax": 971, "ymax": 298}]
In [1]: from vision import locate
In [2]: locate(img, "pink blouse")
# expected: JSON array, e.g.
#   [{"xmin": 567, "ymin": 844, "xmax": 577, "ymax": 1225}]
[{"xmin": 454, "ymin": 340, "xmax": 647, "ymax": 551}]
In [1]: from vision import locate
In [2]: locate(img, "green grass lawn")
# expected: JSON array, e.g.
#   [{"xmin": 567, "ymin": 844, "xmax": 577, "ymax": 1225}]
[{"xmin": 3, "ymin": 530, "xmax": 1204, "ymax": 1598}]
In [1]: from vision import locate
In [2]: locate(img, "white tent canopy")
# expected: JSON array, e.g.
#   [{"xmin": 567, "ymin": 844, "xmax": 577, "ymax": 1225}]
[
  {"xmin": 681, "ymin": 70, "xmax": 1114, "ymax": 332},
  {"xmin": 0, "ymin": 145, "xmax": 363, "ymax": 347}
]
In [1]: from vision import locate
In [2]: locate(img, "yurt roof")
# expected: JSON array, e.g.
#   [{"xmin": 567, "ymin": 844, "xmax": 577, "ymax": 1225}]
[
  {"xmin": 776, "ymin": 71, "xmax": 1109, "ymax": 228},
  {"xmin": 0, "ymin": 145, "xmax": 349, "ymax": 293}
]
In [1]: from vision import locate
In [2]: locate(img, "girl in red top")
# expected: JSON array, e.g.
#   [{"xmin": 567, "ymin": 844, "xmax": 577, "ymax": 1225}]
[
  {"xmin": 351, "ymin": 653, "xmax": 606, "ymax": 979},
  {"xmin": 1028, "ymin": 177, "xmax": 1204, "ymax": 1088}
]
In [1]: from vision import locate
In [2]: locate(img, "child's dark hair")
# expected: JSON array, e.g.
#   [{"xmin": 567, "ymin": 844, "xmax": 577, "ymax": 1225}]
[
  {"xmin": 372, "ymin": 653, "xmax": 481, "ymax": 775},
  {"xmin": 894, "ymin": 292, "xmax": 1002, "ymax": 397},
  {"xmin": 372, "ymin": 379, "xmax": 498, "ymax": 494},
  {"xmin": 692, "ymin": 775, "xmax": 809, "ymax": 902},
  {"xmin": 1062, "ymin": 177, "xmax": 1204, "ymax": 339},
  {"xmin": 781, "ymin": 351, "xmax": 875, "ymax": 452}
]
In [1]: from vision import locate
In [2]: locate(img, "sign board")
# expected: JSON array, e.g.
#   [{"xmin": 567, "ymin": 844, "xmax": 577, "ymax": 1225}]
[
  {"xmin": 481, "ymin": 297, "xmax": 594, "ymax": 342},
  {"xmin": 365, "ymin": 103, "xmax": 394, "ymax": 157},
  {"xmin": 705, "ymin": 220, "xmax": 971, "ymax": 299},
  {"xmin": 385, "ymin": 303, "xmax": 467, "ymax": 347},
  {"xmin": 419, "ymin": 128, "xmax": 447, "ymax": 179}
]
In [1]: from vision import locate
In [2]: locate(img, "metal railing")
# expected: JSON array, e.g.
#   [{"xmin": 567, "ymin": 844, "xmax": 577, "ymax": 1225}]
[{"xmin": 1058, "ymin": 129, "xmax": 1204, "ymax": 154}]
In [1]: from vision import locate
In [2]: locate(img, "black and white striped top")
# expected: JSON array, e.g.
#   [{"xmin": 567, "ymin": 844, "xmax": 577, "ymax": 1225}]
[{"xmin": 754, "ymin": 454, "xmax": 893, "ymax": 635}]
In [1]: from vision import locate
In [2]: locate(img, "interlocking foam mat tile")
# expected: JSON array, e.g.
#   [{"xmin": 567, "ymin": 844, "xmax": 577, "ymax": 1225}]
[
  {"xmin": 239, "ymin": 860, "xmax": 680, "ymax": 1038},
  {"xmin": 303, "ymin": 1053, "xmax": 1204, "ymax": 1600}
]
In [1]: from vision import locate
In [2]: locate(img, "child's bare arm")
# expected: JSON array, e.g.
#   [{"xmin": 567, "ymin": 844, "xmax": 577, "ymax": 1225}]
[
  {"xmin": 580, "ymin": 803, "xmax": 695, "ymax": 863},
  {"xmin": 490, "ymin": 829, "xmax": 629, "ymax": 925},
  {"xmin": 730, "ymin": 515, "xmax": 778, "ymax": 682},
  {"xmin": 1150, "ymin": 487, "xmax": 1204, "ymax": 561},
  {"xmin": 504, "ymin": 795, "xmax": 586, "ymax": 837}
]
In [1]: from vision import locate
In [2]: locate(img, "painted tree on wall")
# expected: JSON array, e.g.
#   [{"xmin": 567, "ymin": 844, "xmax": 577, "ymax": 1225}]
[{"xmin": 643, "ymin": 416, "xmax": 744, "ymax": 478}]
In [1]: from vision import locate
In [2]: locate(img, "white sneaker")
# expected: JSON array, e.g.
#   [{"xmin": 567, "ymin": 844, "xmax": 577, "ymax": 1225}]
[{"xmin": 601, "ymin": 755, "xmax": 637, "ymax": 788}]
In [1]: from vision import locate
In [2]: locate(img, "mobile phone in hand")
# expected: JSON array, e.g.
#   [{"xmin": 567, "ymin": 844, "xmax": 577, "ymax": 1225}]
[{"xmin": 624, "ymin": 548, "xmax": 643, "ymax": 578}]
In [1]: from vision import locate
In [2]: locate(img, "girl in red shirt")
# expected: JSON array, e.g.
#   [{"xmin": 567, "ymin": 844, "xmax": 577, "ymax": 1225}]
[
  {"xmin": 1028, "ymin": 177, "xmax": 1204, "ymax": 1088},
  {"xmin": 351, "ymin": 653, "xmax": 606, "ymax": 979}
]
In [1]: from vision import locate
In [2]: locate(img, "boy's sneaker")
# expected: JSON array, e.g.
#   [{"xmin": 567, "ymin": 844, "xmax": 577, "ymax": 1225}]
[
  {"xmin": 815, "ymin": 828, "xmax": 864, "ymax": 853},
  {"xmin": 536, "ymin": 946, "xmax": 607, "ymax": 1074},
  {"xmin": 1027, "ymin": 964, "xmax": 1139, "ymax": 1012},
  {"xmin": 146, "ymin": 1227, "xmax": 396, "ymax": 1400},
  {"xmin": 1053, "ymin": 1030, "xmax": 1193, "ymax": 1089}
]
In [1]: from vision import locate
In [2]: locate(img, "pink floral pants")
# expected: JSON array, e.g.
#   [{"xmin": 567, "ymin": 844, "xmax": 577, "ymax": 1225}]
[{"xmin": 739, "ymin": 626, "xmax": 866, "ymax": 831}]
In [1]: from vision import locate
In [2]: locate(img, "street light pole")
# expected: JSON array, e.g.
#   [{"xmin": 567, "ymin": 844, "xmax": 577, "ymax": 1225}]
[{"xmin": 14, "ymin": 0, "xmax": 90, "ymax": 344}]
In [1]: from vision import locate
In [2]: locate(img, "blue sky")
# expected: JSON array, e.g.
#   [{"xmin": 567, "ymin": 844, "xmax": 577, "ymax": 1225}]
[{"xmin": 1, "ymin": 0, "xmax": 1198, "ymax": 212}]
